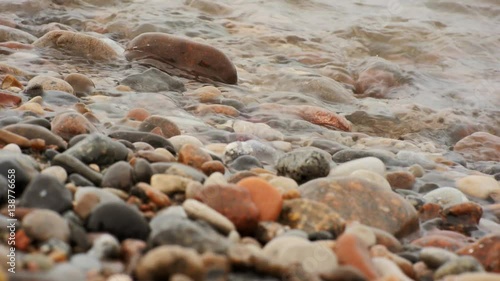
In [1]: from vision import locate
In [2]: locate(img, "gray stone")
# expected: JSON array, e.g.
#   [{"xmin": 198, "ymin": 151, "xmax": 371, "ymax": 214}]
[
  {"xmin": 64, "ymin": 133, "xmax": 128, "ymax": 166},
  {"xmin": 19, "ymin": 174, "xmax": 72, "ymax": 213},
  {"xmin": 276, "ymin": 149, "xmax": 330, "ymax": 184},
  {"xmin": 120, "ymin": 68, "xmax": 185, "ymax": 93}
]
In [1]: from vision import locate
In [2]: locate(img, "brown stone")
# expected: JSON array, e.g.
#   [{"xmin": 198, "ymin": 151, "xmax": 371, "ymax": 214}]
[
  {"xmin": 178, "ymin": 144, "xmax": 212, "ymax": 170},
  {"xmin": 3, "ymin": 123, "xmax": 67, "ymax": 150},
  {"xmin": 440, "ymin": 202, "xmax": 482, "ymax": 235},
  {"xmin": 237, "ymin": 177, "xmax": 283, "ymax": 222},
  {"xmin": 0, "ymin": 129, "xmax": 31, "ymax": 147},
  {"xmin": 0, "ymin": 91, "xmax": 21, "ymax": 107},
  {"xmin": 299, "ymin": 177, "xmax": 419, "ymax": 237},
  {"xmin": 51, "ymin": 111, "xmax": 98, "ymax": 141},
  {"xmin": 195, "ymin": 184, "xmax": 259, "ymax": 235},
  {"xmin": 385, "ymin": 171, "xmax": 416, "ymax": 190},
  {"xmin": 74, "ymin": 192, "xmax": 101, "ymax": 220},
  {"xmin": 126, "ymin": 108, "xmax": 150, "ymax": 121},
  {"xmin": 195, "ymin": 104, "xmax": 240, "ymax": 117},
  {"xmin": 279, "ymin": 198, "xmax": 344, "ymax": 236},
  {"xmin": 335, "ymin": 233, "xmax": 380, "ymax": 280},
  {"xmin": 456, "ymin": 233, "xmax": 500, "ymax": 273},
  {"xmin": 138, "ymin": 115, "xmax": 181, "ymax": 138},
  {"xmin": 135, "ymin": 182, "xmax": 171, "ymax": 209},
  {"xmin": 411, "ymin": 235, "xmax": 467, "ymax": 251},
  {"xmin": 64, "ymin": 73, "xmax": 95, "ymax": 94},
  {"xmin": 201, "ymin": 160, "xmax": 225, "ymax": 176},
  {"xmin": 1, "ymin": 74, "xmax": 23, "ymax": 89},
  {"xmin": 125, "ymin": 32, "xmax": 237, "ymax": 84},
  {"xmin": 294, "ymin": 105, "xmax": 352, "ymax": 132},
  {"xmin": 419, "ymin": 203, "xmax": 442, "ymax": 222},
  {"xmin": 454, "ymin": 132, "xmax": 500, "ymax": 162},
  {"xmin": 27, "ymin": 75, "xmax": 74, "ymax": 94}
]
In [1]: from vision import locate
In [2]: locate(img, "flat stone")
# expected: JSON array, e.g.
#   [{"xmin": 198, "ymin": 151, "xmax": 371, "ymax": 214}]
[
  {"xmin": 454, "ymin": 132, "xmax": 500, "ymax": 162},
  {"xmin": 183, "ymin": 199, "xmax": 235, "ymax": 234},
  {"xmin": 120, "ymin": 68, "xmax": 185, "ymax": 93},
  {"xmin": 3, "ymin": 123, "xmax": 67, "ymax": 150},
  {"xmin": 52, "ymin": 154, "xmax": 102, "ymax": 186},
  {"xmin": 23, "ymin": 209, "xmax": 70, "ymax": 242},
  {"xmin": 150, "ymin": 174, "xmax": 194, "ymax": 194}
]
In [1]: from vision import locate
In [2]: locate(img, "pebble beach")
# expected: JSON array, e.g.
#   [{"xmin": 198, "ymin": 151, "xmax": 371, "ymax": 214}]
[{"xmin": 0, "ymin": 0, "xmax": 499, "ymax": 281}]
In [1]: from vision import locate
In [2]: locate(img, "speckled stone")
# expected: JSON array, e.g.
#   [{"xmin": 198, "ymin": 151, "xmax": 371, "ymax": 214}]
[
  {"xmin": 456, "ymin": 233, "xmax": 500, "ymax": 273},
  {"xmin": 276, "ymin": 149, "xmax": 330, "ymax": 184}
]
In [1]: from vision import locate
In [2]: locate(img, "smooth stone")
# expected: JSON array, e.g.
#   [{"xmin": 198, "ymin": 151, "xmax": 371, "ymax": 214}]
[
  {"xmin": 139, "ymin": 115, "xmax": 181, "ymax": 138},
  {"xmin": 276, "ymin": 149, "xmax": 330, "ymax": 184},
  {"xmin": 0, "ymin": 128, "xmax": 32, "ymax": 148},
  {"xmin": 237, "ymin": 177, "xmax": 283, "ymax": 222},
  {"xmin": 201, "ymin": 160, "xmax": 226, "ymax": 176},
  {"xmin": 42, "ymin": 90, "xmax": 80, "ymax": 106},
  {"xmin": 52, "ymin": 154, "xmax": 102, "ymax": 185},
  {"xmin": 332, "ymin": 149, "xmax": 398, "ymax": 165},
  {"xmin": 440, "ymin": 202, "xmax": 482, "ymax": 235},
  {"xmin": 442, "ymin": 273, "xmax": 500, "ymax": 281},
  {"xmin": 165, "ymin": 163, "xmax": 207, "ymax": 183},
  {"xmin": 224, "ymin": 141, "xmax": 253, "ymax": 163},
  {"xmin": 420, "ymin": 247, "xmax": 458, "ymax": 269},
  {"xmin": 279, "ymin": 198, "xmax": 345, "ymax": 237},
  {"xmin": 41, "ymin": 166, "xmax": 67, "ymax": 184},
  {"xmin": 120, "ymin": 68, "xmax": 185, "ymax": 93},
  {"xmin": 33, "ymin": 30, "xmax": 118, "ymax": 60},
  {"xmin": 87, "ymin": 233, "xmax": 120, "ymax": 259},
  {"xmin": 396, "ymin": 150, "xmax": 437, "ymax": 169},
  {"xmin": 456, "ymin": 233, "xmax": 500, "ymax": 272},
  {"xmin": 101, "ymin": 161, "xmax": 134, "ymax": 192},
  {"xmin": 51, "ymin": 111, "xmax": 98, "ymax": 141},
  {"xmin": 3, "ymin": 123, "xmax": 67, "ymax": 150},
  {"xmin": 126, "ymin": 108, "xmax": 150, "ymax": 121},
  {"xmin": 372, "ymin": 257, "xmax": 413, "ymax": 281},
  {"xmin": 69, "ymin": 173, "xmax": 94, "ymax": 187},
  {"xmin": 135, "ymin": 245, "xmax": 205, "ymax": 281},
  {"xmin": 64, "ymin": 73, "xmax": 95, "ymax": 95},
  {"xmin": 19, "ymin": 174, "xmax": 72, "ymax": 213},
  {"xmin": 125, "ymin": 32, "xmax": 237, "ymax": 84},
  {"xmin": 232, "ymin": 120, "xmax": 284, "ymax": 141},
  {"xmin": 178, "ymin": 143, "xmax": 212, "ymax": 170},
  {"xmin": 87, "ymin": 202, "xmax": 150, "ymax": 241},
  {"xmin": 133, "ymin": 158, "xmax": 153, "ymax": 183},
  {"xmin": 27, "ymin": 75, "xmax": 74, "ymax": 94},
  {"xmin": 434, "ymin": 256, "xmax": 485, "ymax": 280},
  {"xmin": 229, "ymin": 155, "xmax": 263, "ymax": 171},
  {"xmin": 45, "ymin": 263, "xmax": 86, "ymax": 281},
  {"xmin": 204, "ymin": 172, "xmax": 227, "ymax": 187},
  {"xmin": 411, "ymin": 234, "xmax": 467, "ymax": 252},
  {"xmin": 74, "ymin": 192, "xmax": 100, "ymax": 220},
  {"xmin": 0, "ymin": 91, "xmax": 22, "ymax": 107},
  {"xmin": 64, "ymin": 133, "xmax": 128, "ymax": 165},
  {"xmin": 0, "ymin": 25, "xmax": 37, "ymax": 43},
  {"xmin": 108, "ymin": 130, "xmax": 175, "ymax": 154},
  {"xmin": 330, "ymin": 157, "xmax": 385, "ymax": 177},
  {"xmin": 183, "ymin": 199, "xmax": 235, "ymax": 234},
  {"xmin": 1, "ymin": 143, "xmax": 22, "ymax": 153},
  {"xmin": 74, "ymin": 187, "xmax": 123, "ymax": 205},
  {"xmin": 168, "ymin": 135, "xmax": 203, "ymax": 152},
  {"xmin": 456, "ymin": 175, "xmax": 500, "ymax": 199},
  {"xmin": 454, "ymin": 132, "xmax": 500, "ymax": 162},
  {"xmin": 150, "ymin": 174, "xmax": 194, "ymax": 194},
  {"xmin": 408, "ymin": 164, "xmax": 425, "ymax": 177},
  {"xmin": 268, "ymin": 176, "xmax": 299, "ymax": 194},
  {"xmin": 300, "ymin": 177, "xmax": 419, "ymax": 237},
  {"xmin": 423, "ymin": 187, "xmax": 469, "ymax": 208},
  {"xmin": 0, "ymin": 151, "xmax": 39, "ymax": 192},
  {"xmin": 335, "ymin": 233, "xmax": 379, "ymax": 280},
  {"xmin": 23, "ymin": 209, "xmax": 70, "ymax": 242},
  {"xmin": 385, "ymin": 170, "xmax": 416, "ymax": 190},
  {"xmin": 350, "ymin": 169, "xmax": 392, "ymax": 191},
  {"xmin": 149, "ymin": 216, "xmax": 229, "ymax": 254},
  {"xmin": 195, "ymin": 184, "xmax": 259, "ymax": 235},
  {"xmin": 344, "ymin": 222, "xmax": 376, "ymax": 247}
]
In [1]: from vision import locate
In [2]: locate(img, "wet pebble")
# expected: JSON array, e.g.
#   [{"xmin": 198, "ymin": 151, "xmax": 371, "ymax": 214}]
[
  {"xmin": 419, "ymin": 247, "xmax": 458, "ymax": 269},
  {"xmin": 27, "ymin": 75, "xmax": 74, "ymax": 94},
  {"xmin": 330, "ymin": 157, "xmax": 385, "ymax": 177},
  {"xmin": 456, "ymin": 175, "xmax": 500, "ymax": 199},
  {"xmin": 165, "ymin": 163, "xmax": 207, "ymax": 182},
  {"xmin": 335, "ymin": 233, "xmax": 379, "ymax": 280},
  {"xmin": 101, "ymin": 161, "xmax": 134, "ymax": 191},
  {"xmin": 51, "ymin": 111, "xmax": 98, "ymax": 141},
  {"xmin": 229, "ymin": 155, "xmax": 263, "ymax": 171},
  {"xmin": 3, "ymin": 123, "xmax": 67, "ymax": 150},
  {"xmin": 64, "ymin": 133, "xmax": 128, "ymax": 165},
  {"xmin": 423, "ymin": 187, "xmax": 469, "ymax": 208},
  {"xmin": 64, "ymin": 73, "xmax": 95, "ymax": 95},
  {"xmin": 0, "ymin": 25, "xmax": 37, "ymax": 43},
  {"xmin": 351, "ymin": 169, "xmax": 392, "ymax": 191},
  {"xmin": 41, "ymin": 165, "xmax": 67, "ymax": 184},
  {"xmin": 201, "ymin": 160, "xmax": 225, "ymax": 176},
  {"xmin": 237, "ymin": 177, "xmax": 283, "ymax": 222},
  {"xmin": 224, "ymin": 141, "xmax": 253, "ymax": 163},
  {"xmin": 139, "ymin": 115, "xmax": 181, "ymax": 138},
  {"xmin": 385, "ymin": 170, "xmax": 416, "ymax": 190},
  {"xmin": 109, "ymin": 130, "xmax": 175, "ymax": 154},
  {"xmin": 23, "ymin": 209, "xmax": 70, "ymax": 242},
  {"xmin": 120, "ymin": 68, "xmax": 185, "ymax": 93},
  {"xmin": 178, "ymin": 143, "xmax": 212, "ymax": 170},
  {"xmin": 456, "ymin": 233, "xmax": 500, "ymax": 272},
  {"xmin": 453, "ymin": 132, "xmax": 500, "ymax": 162},
  {"xmin": 133, "ymin": 158, "xmax": 153, "ymax": 183},
  {"xmin": 434, "ymin": 256, "xmax": 485, "ymax": 280},
  {"xmin": 19, "ymin": 174, "xmax": 72, "ymax": 213},
  {"xmin": 183, "ymin": 199, "xmax": 236, "ymax": 234},
  {"xmin": 0, "ymin": 91, "xmax": 22, "ymax": 107},
  {"xmin": 53, "ymin": 154, "xmax": 103, "ymax": 185},
  {"xmin": 150, "ymin": 174, "xmax": 194, "ymax": 194},
  {"xmin": 276, "ymin": 149, "xmax": 330, "ymax": 184}
]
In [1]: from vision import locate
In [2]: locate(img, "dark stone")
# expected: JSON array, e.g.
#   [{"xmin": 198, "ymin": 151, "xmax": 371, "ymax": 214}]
[
  {"xmin": 164, "ymin": 163, "xmax": 207, "ymax": 183},
  {"xmin": 101, "ymin": 161, "xmax": 134, "ymax": 191},
  {"xmin": 332, "ymin": 149, "xmax": 400, "ymax": 165},
  {"xmin": 120, "ymin": 68, "xmax": 185, "ymax": 93},
  {"xmin": 0, "ymin": 176, "xmax": 7, "ymax": 205},
  {"xmin": 44, "ymin": 149, "xmax": 60, "ymax": 161},
  {"xmin": 21, "ymin": 117, "xmax": 51, "ymax": 129},
  {"xmin": 68, "ymin": 134, "xmax": 87, "ymax": 148},
  {"xmin": 69, "ymin": 173, "xmax": 95, "ymax": 187},
  {"xmin": 87, "ymin": 202, "xmax": 150, "ymax": 241},
  {"xmin": 3, "ymin": 123, "xmax": 67, "ymax": 150},
  {"xmin": 52, "ymin": 154, "xmax": 102, "ymax": 186},
  {"xmin": 64, "ymin": 133, "xmax": 128, "ymax": 165},
  {"xmin": 0, "ymin": 151, "xmax": 40, "ymax": 194},
  {"xmin": 276, "ymin": 150, "xmax": 330, "ymax": 184},
  {"xmin": 68, "ymin": 220, "xmax": 91, "ymax": 253},
  {"xmin": 0, "ymin": 116, "xmax": 22, "ymax": 127},
  {"xmin": 134, "ymin": 158, "xmax": 153, "ymax": 183},
  {"xmin": 138, "ymin": 115, "xmax": 181, "ymax": 138},
  {"xmin": 19, "ymin": 174, "xmax": 73, "ymax": 213},
  {"xmin": 108, "ymin": 130, "xmax": 175, "ymax": 155},
  {"xmin": 42, "ymin": 90, "xmax": 80, "ymax": 106},
  {"xmin": 229, "ymin": 155, "xmax": 263, "ymax": 171},
  {"xmin": 309, "ymin": 231, "xmax": 334, "ymax": 241}
]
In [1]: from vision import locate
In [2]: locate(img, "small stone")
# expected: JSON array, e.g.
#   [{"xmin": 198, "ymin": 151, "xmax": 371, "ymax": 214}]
[
  {"xmin": 133, "ymin": 158, "xmax": 153, "ymax": 183},
  {"xmin": 442, "ymin": 273, "xmax": 500, "ymax": 281},
  {"xmin": 87, "ymin": 202, "xmax": 150, "ymax": 241},
  {"xmin": 385, "ymin": 171, "xmax": 416, "ymax": 190},
  {"xmin": 183, "ymin": 199, "xmax": 235, "ymax": 234},
  {"xmin": 456, "ymin": 233, "xmax": 500, "ymax": 272},
  {"xmin": 434, "ymin": 256, "xmax": 485, "ymax": 280},
  {"xmin": 200, "ymin": 160, "xmax": 225, "ymax": 176},
  {"xmin": 229, "ymin": 155, "xmax": 263, "ymax": 171},
  {"xmin": 74, "ymin": 192, "xmax": 100, "ymax": 220},
  {"xmin": 370, "ymin": 245, "xmax": 415, "ymax": 279},
  {"xmin": 408, "ymin": 164, "xmax": 425, "ymax": 177},
  {"xmin": 237, "ymin": 177, "xmax": 283, "ymax": 222},
  {"xmin": 27, "ymin": 75, "xmax": 74, "ymax": 94},
  {"xmin": 88, "ymin": 234, "xmax": 121, "ymax": 260},
  {"xmin": 350, "ymin": 169, "xmax": 392, "ymax": 191},
  {"xmin": 178, "ymin": 143, "xmax": 212, "ymax": 170},
  {"xmin": 454, "ymin": 132, "xmax": 500, "ymax": 162},
  {"xmin": 330, "ymin": 157, "xmax": 385, "ymax": 177},
  {"xmin": 411, "ymin": 234, "xmax": 467, "ymax": 251},
  {"xmin": 64, "ymin": 133, "xmax": 128, "ymax": 165},
  {"xmin": 19, "ymin": 174, "xmax": 73, "ymax": 213},
  {"xmin": 321, "ymin": 265, "xmax": 368, "ymax": 281},
  {"xmin": 204, "ymin": 172, "xmax": 227, "ymax": 187},
  {"xmin": 224, "ymin": 141, "xmax": 253, "ymax": 163},
  {"xmin": 0, "ymin": 91, "xmax": 21, "ymax": 107},
  {"xmin": 334, "ymin": 233, "xmax": 379, "ymax": 280},
  {"xmin": 168, "ymin": 135, "xmax": 203, "ymax": 152},
  {"xmin": 135, "ymin": 245, "xmax": 205, "ymax": 281},
  {"xmin": 165, "ymin": 163, "xmax": 207, "ymax": 182},
  {"xmin": 138, "ymin": 115, "xmax": 181, "ymax": 138},
  {"xmin": 120, "ymin": 68, "xmax": 185, "ymax": 93},
  {"xmin": 64, "ymin": 73, "xmax": 95, "ymax": 95},
  {"xmin": 3, "ymin": 123, "xmax": 67, "ymax": 150},
  {"xmin": 420, "ymin": 247, "xmax": 458, "ymax": 269},
  {"xmin": 126, "ymin": 108, "xmax": 150, "ymax": 121},
  {"xmin": 195, "ymin": 184, "xmax": 259, "ymax": 235},
  {"xmin": 53, "ymin": 154, "xmax": 103, "ymax": 186},
  {"xmin": 268, "ymin": 176, "xmax": 299, "ymax": 194},
  {"xmin": 108, "ymin": 130, "xmax": 175, "ymax": 154},
  {"xmin": 456, "ymin": 175, "xmax": 500, "ymax": 199},
  {"xmin": 150, "ymin": 174, "xmax": 193, "ymax": 194},
  {"xmin": 41, "ymin": 166, "xmax": 67, "ymax": 184},
  {"xmin": 2, "ymin": 143, "xmax": 22, "ymax": 153},
  {"xmin": 344, "ymin": 222, "xmax": 376, "ymax": 247},
  {"xmin": 135, "ymin": 182, "xmax": 172, "ymax": 209},
  {"xmin": 101, "ymin": 161, "xmax": 134, "ymax": 192},
  {"xmin": 23, "ymin": 209, "xmax": 70, "ymax": 242},
  {"xmin": 276, "ymin": 149, "xmax": 330, "ymax": 184},
  {"xmin": 51, "ymin": 111, "xmax": 98, "ymax": 141},
  {"xmin": 423, "ymin": 187, "xmax": 469, "ymax": 208},
  {"xmin": 440, "ymin": 202, "xmax": 482, "ymax": 235},
  {"xmin": 190, "ymin": 86, "xmax": 222, "ymax": 103},
  {"xmin": 372, "ymin": 257, "xmax": 413, "ymax": 281}
]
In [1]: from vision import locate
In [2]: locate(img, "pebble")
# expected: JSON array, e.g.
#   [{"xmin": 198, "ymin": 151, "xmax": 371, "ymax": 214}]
[
  {"xmin": 23, "ymin": 209, "xmax": 70, "ymax": 242},
  {"xmin": 224, "ymin": 141, "xmax": 253, "ymax": 163},
  {"xmin": 189, "ymin": 85, "xmax": 222, "ymax": 102},
  {"xmin": 0, "ymin": 91, "xmax": 22, "ymax": 107},
  {"xmin": 204, "ymin": 172, "xmax": 227, "ymax": 187},
  {"xmin": 344, "ymin": 222, "xmax": 376, "ymax": 247},
  {"xmin": 33, "ymin": 30, "xmax": 118, "ymax": 60},
  {"xmin": 385, "ymin": 170, "xmax": 416, "ymax": 190},
  {"xmin": 168, "ymin": 135, "xmax": 203, "ymax": 151},
  {"xmin": 195, "ymin": 184, "xmax": 259, "ymax": 235},
  {"xmin": 178, "ymin": 143, "xmax": 212, "ymax": 170},
  {"xmin": 3, "ymin": 123, "xmax": 67, "ymax": 150},
  {"xmin": 87, "ymin": 233, "xmax": 121, "ymax": 260},
  {"xmin": 64, "ymin": 73, "xmax": 95, "ymax": 95},
  {"xmin": 41, "ymin": 166, "xmax": 67, "ymax": 184},
  {"xmin": 408, "ymin": 164, "xmax": 425, "ymax": 177},
  {"xmin": 229, "ymin": 155, "xmax": 263, "ymax": 171},
  {"xmin": 350, "ymin": 169, "xmax": 392, "ymax": 191},
  {"xmin": 411, "ymin": 234, "xmax": 467, "ymax": 251},
  {"xmin": 87, "ymin": 202, "xmax": 150, "ymax": 241},
  {"xmin": 0, "ymin": 129, "xmax": 31, "ymax": 148},
  {"xmin": 19, "ymin": 174, "xmax": 73, "ymax": 213},
  {"xmin": 183, "ymin": 199, "xmax": 236, "ymax": 234},
  {"xmin": 200, "ymin": 160, "xmax": 225, "ymax": 176},
  {"xmin": 150, "ymin": 174, "xmax": 194, "ymax": 194},
  {"xmin": 372, "ymin": 257, "xmax": 413, "ymax": 281},
  {"xmin": 135, "ymin": 245, "xmax": 205, "ymax": 281},
  {"xmin": 125, "ymin": 32, "xmax": 237, "ymax": 84},
  {"xmin": 237, "ymin": 177, "xmax": 283, "ymax": 222},
  {"xmin": 335, "ymin": 233, "xmax": 379, "ymax": 280},
  {"xmin": 64, "ymin": 133, "xmax": 128, "ymax": 165},
  {"xmin": 279, "ymin": 198, "xmax": 344, "ymax": 237},
  {"xmin": 101, "ymin": 161, "xmax": 134, "ymax": 191},
  {"xmin": 108, "ymin": 130, "xmax": 175, "ymax": 154},
  {"xmin": 74, "ymin": 192, "xmax": 100, "ymax": 220},
  {"xmin": 453, "ymin": 132, "xmax": 500, "ymax": 162},
  {"xmin": 0, "ymin": 151, "xmax": 39, "ymax": 191},
  {"xmin": 434, "ymin": 256, "xmax": 485, "ymax": 280},
  {"xmin": 370, "ymin": 245, "xmax": 415, "ymax": 279},
  {"xmin": 440, "ymin": 202, "xmax": 482, "ymax": 235},
  {"xmin": 456, "ymin": 233, "xmax": 500, "ymax": 272},
  {"xmin": 2, "ymin": 143, "xmax": 22, "ymax": 153},
  {"xmin": 276, "ymin": 149, "xmax": 330, "ymax": 184},
  {"xmin": 51, "ymin": 111, "xmax": 98, "ymax": 141},
  {"xmin": 423, "ymin": 187, "xmax": 469, "ymax": 208},
  {"xmin": 126, "ymin": 108, "xmax": 150, "ymax": 121},
  {"xmin": 330, "ymin": 157, "xmax": 386, "ymax": 177},
  {"xmin": 165, "ymin": 163, "xmax": 207, "ymax": 182},
  {"xmin": 0, "ymin": 25, "xmax": 37, "ymax": 43},
  {"xmin": 52, "ymin": 154, "xmax": 103, "ymax": 185},
  {"xmin": 300, "ymin": 177, "xmax": 419, "ymax": 237},
  {"xmin": 120, "ymin": 68, "xmax": 185, "ymax": 93},
  {"xmin": 139, "ymin": 115, "xmax": 181, "ymax": 138},
  {"xmin": 232, "ymin": 120, "xmax": 284, "ymax": 141},
  {"xmin": 27, "ymin": 75, "xmax": 74, "ymax": 94},
  {"xmin": 332, "ymin": 148, "xmax": 397, "ymax": 165},
  {"xmin": 456, "ymin": 175, "xmax": 500, "ymax": 199},
  {"xmin": 420, "ymin": 247, "xmax": 458, "ymax": 269}
]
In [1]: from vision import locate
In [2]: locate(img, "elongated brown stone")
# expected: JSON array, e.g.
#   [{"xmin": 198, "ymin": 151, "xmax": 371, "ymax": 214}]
[{"xmin": 125, "ymin": 32, "xmax": 238, "ymax": 84}]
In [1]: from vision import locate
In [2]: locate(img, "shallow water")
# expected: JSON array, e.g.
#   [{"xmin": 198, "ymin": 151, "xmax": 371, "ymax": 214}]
[{"xmin": 1, "ymin": 0, "xmax": 499, "ymax": 147}]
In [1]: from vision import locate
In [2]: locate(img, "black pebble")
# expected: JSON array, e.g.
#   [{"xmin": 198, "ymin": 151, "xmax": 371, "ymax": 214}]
[
  {"xmin": 19, "ymin": 174, "xmax": 73, "ymax": 213},
  {"xmin": 69, "ymin": 173, "xmax": 95, "ymax": 187}
]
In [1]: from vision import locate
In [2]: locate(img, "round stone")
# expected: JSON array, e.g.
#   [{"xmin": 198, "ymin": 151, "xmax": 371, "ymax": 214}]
[
  {"xmin": 237, "ymin": 177, "xmax": 283, "ymax": 222},
  {"xmin": 276, "ymin": 149, "xmax": 330, "ymax": 184},
  {"xmin": 178, "ymin": 144, "xmax": 212, "ymax": 170},
  {"xmin": 330, "ymin": 157, "xmax": 385, "ymax": 177},
  {"xmin": 423, "ymin": 187, "xmax": 469, "ymax": 208},
  {"xmin": 456, "ymin": 175, "xmax": 500, "ymax": 199},
  {"xmin": 23, "ymin": 209, "xmax": 70, "ymax": 242}
]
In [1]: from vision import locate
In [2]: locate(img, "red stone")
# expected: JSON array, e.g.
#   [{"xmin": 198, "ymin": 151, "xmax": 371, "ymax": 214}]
[
  {"xmin": 0, "ymin": 91, "xmax": 21, "ymax": 107},
  {"xmin": 201, "ymin": 160, "xmax": 225, "ymax": 176},
  {"xmin": 411, "ymin": 235, "xmax": 467, "ymax": 251},
  {"xmin": 51, "ymin": 111, "xmax": 98, "ymax": 141},
  {"xmin": 127, "ymin": 108, "xmax": 150, "ymax": 121},
  {"xmin": 335, "ymin": 233, "xmax": 380, "ymax": 280},
  {"xmin": 440, "ymin": 202, "xmax": 483, "ymax": 235},
  {"xmin": 237, "ymin": 177, "xmax": 283, "ymax": 222},
  {"xmin": 456, "ymin": 233, "xmax": 500, "ymax": 273},
  {"xmin": 178, "ymin": 143, "xmax": 212, "ymax": 170},
  {"xmin": 195, "ymin": 184, "xmax": 259, "ymax": 235}
]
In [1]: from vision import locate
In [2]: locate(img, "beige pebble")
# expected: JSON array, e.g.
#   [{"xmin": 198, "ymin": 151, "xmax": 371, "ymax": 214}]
[{"xmin": 183, "ymin": 199, "xmax": 235, "ymax": 234}]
